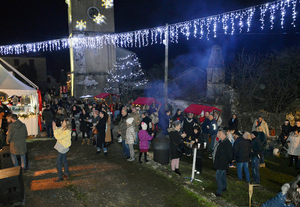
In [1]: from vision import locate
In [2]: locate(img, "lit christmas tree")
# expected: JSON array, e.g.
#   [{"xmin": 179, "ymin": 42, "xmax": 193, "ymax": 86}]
[{"xmin": 104, "ymin": 53, "xmax": 148, "ymax": 98}]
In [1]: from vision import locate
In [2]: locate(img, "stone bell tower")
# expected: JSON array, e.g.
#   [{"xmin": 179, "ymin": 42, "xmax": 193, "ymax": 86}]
[
  {"xmin": 206, "ymin": 45, "xmax": 225, "ymax": 100},
  {"xmin": 66, "ymin": 0, "xmax": 116, "ymax": 98}
]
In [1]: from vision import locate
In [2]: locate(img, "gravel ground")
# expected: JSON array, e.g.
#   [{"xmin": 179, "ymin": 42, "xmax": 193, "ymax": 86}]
[{"xmin": 4, "ymin": 129, "xmax": 216, "ymax": 207}]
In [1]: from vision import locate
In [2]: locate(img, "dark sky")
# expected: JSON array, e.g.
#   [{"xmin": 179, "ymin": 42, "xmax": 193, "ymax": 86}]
[{"xmin": 0, "ymin": 0, "xmax": 299, "ymax": 75}]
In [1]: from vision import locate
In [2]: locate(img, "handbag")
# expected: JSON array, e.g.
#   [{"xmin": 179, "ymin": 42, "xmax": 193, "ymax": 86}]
[{"xmin": 92, "ymin": 127, "xmax": 98, "ymax": 135}]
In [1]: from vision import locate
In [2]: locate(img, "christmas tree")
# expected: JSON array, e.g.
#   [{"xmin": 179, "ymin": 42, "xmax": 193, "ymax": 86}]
[{"xmin": 104, "ymin": 53, "xmax": 148, "ymax": 98}]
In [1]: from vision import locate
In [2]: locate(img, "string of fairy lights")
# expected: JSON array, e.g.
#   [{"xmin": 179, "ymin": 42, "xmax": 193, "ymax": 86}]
[{"xmin": 0, "ymin": 0, "xmax": 299, "ymax": 56}]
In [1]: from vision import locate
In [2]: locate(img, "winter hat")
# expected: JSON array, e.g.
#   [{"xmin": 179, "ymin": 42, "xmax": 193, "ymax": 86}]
[
  {"xmin": 200, "ymin": 111, "xmax": 204, "ymax": 117},
  {"xmin": 126, "ymin": 117, "xmax": 134, "ymax": 125},
  {"xmin": 141, "ymin": 122, "xmax": 148, "ymax": 130}
]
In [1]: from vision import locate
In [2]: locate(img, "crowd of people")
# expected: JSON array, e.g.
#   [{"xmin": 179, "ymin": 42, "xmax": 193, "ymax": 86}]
[{"xmin": 3, "ymin": 95, "xmax": 300, "ymax": 205}]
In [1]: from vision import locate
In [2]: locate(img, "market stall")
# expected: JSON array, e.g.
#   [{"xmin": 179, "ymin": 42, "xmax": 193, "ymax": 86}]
[
  {"xmin": 184, "ymin": 104, "xmax": 222, "ymax": 120},
  {"xmin": 132, "ymin": 97, "xmax": 162, "ymax": 108},
  {"xmin": 0, "ymin": 58, "xmax": 39, "ymax": 135}
]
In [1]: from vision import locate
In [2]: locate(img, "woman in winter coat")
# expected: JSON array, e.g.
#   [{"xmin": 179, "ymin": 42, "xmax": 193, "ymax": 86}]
[
  {"xmin": 126, "ymin": 117, "xmax": 136, "ymax": 162},
  {"xmin": 105, "ymin": 108, "xmax": 112, "ymax": 146},
  {"xmin": 138, "ymin": 122, "xmax": 154, "ymax": 164},
  {"xmin": 79, "ymin": 108, "xmax": 91, "ymax": 145},
  {"xmin": 261, "ymin": 174, "xmax": 300, "ymax": 207},
  {"xmin": 96, "ymin": 111, "xmax": 108, "ymax": 156},
  {"xmin": 287, "ymin": 129, "xmax": 300, "ymax": 169},
  {"xmin": 169, "ymin": 121, "xmax": 187, "ymax": 176}
]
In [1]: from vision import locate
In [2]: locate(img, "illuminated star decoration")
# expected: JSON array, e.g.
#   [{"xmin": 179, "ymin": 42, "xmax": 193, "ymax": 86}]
[
  {"xmin": 93, "ymin": 13, "xmax": 106, "ymax": 25},
  {"xmin": 102, "ymin": 0, "xmax": 114, "ymax": 9},
  {"xmin": 75, "ymin": 20, "xmax": 86, "ymax": 31}
]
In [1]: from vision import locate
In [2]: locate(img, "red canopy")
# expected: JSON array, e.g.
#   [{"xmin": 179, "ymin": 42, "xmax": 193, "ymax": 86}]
[
  {"xmin": 133, "ymin": 97, "xmax": 162, "ymax": 106},
  {"xmin": 184, "ymin": 104, "xmax": 221, "ymax": 115},
  {"xmin": 94, "ymin": 93, "xmax": 119, "ymax": 99}
]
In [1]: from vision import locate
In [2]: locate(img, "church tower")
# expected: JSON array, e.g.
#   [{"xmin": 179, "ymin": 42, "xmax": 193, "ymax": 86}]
[
  {"xmin": 206, "ymin": 45, "xmax": 225, "ymax": 100},
  {"xmin": 66, "ymin": 0, "xmax": 116, "ymax": 97}
]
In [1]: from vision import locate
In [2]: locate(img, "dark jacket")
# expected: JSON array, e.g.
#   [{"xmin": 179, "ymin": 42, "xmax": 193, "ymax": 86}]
[
  {"xmin": 233, "ymin": 137, "xmax": 251, "ymax": 163},
  {"xmin": 7, "ymin": 120, "xmax": 28, "ymax": 155},
  {"xmin": 209, "ymin": 119, "xmax": 218, "ymax": 135},
  {"xmin": 42, "ymin": 109, "xmax": 53, "ymax": 123},
  {"xmin": 202, "ymin": 118, "xmax": 211, "ymax": 134},
  {"xmin": 213, "ymin": 138, "xmax": 233, "ymax": 170},
  {"xmin": 96, "ymin": 116, "xmax": 106, "ymax": 147},
  {"xmin": 172, "ymin": 113, "xmax": 184, "ymax": 122},
  {"xmin": 193, "ymin": 132, "xmax": 205, "ymax": 158},
  {"xmin": 79, "ymin": 112, "xmax": 90, "ymax": 132},
  {"xmin": 280, "ymin": 124, "xmax": 292, "ymax": 144},
  {"xmin": 251, "ymin": 137, "xmax": 262, "ymax": 158},
  {"xmin": 169, "ymin": 129, "xmax": 183, "ymax": 159},
  {"xmin": 183, "ymin": 117, "xmax": 198, "ymax": 137},
  {"xmin": 228, "ymin": 118, "xmax": 238, "ymax": 131}
]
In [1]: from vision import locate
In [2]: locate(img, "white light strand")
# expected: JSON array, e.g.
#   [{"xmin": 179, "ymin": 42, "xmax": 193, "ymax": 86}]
[
  {"xmin": 246, "ymin": 8, "xmax": 256, "ymax": 32},
  {"xmin": 291, "ymin": 0, "xmax": 297, "ymax": 27},
  {"xmin": 0, "ymin": 0, "xmax": 299, "ymax": 55},
  {"xmin": 230, "ymin": 12, "xmax": 235, "ymax": 35},
  {"xmin": 222, "ymin": 14, "xmax": 230, "ymax": 34},
  {"xmin": 260, "ymin": 3, "xmax": 269, "ymax": 30}
]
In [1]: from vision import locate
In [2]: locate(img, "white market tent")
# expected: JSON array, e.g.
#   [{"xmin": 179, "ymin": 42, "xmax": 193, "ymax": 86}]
[{"xmin": 0, "ymin": 58, "xmax": 39, "ymax": 135}]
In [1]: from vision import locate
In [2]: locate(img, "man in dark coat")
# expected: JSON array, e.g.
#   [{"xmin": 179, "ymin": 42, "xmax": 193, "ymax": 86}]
[
  {"xmin": 233, "ymin": 131, "xmax": 251, "ymax": 183},
  {"xmin": 202, "ymin": 112, "xmax": 211, "ymax": 154},
  {"xmin": 42, "ymin": 104, "xmax": 54, "ymax": 138},
  {"xmin": 213, "ymin": 129, "xmax": 233, "ymax": 197},
  {"xmin": 250, "ymin": 131, "xmax": 262, "ymax": 184},
  {"xmin": 209, "ymin": 114, "xmax": 218, "ymax": 154},
  {"xmin": 7, "ymin": 114, "xmax": 28, "ymax": 170}
]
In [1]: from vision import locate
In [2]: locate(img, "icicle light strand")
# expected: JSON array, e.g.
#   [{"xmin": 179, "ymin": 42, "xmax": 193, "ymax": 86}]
[{"xmin": 0, "ymin": 0, "xmax": 299, "ymax": 55}]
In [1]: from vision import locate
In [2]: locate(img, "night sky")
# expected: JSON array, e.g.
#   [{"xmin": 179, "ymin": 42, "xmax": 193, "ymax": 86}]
[{"xmin": 0, "ymin": 0, "xmax": 299, "ymax": 77}]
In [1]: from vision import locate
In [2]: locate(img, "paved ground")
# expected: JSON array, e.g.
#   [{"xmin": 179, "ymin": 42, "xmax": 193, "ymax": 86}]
[{"xmin": 1, "ymin": 129, "xmax": 223, "ymax": 207}]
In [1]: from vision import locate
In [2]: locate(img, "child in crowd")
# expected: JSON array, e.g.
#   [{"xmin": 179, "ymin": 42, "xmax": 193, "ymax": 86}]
[
  {"xmin": 126, "ymin": 117, "xmax": 136, "ymax": 162},
  {"xmin": 193, "ymin": 125, "xmax": 204, "ymax": 174},
  {"xmin": 138, "ymin": 122, "xmax": 154, "ymax": 164}
]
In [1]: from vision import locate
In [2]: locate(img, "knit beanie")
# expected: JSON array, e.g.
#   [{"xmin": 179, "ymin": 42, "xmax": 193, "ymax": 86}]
[
  {"xmin": 126, "ymin": 117, "xmax": 134, "ymax": 125},
  {"xmin": 141, "ymin": 122, "xmax": 147, "ymax": 130}
]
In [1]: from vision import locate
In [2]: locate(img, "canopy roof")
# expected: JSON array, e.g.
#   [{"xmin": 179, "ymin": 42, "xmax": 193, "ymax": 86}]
[
  {"xmin": 133, "ymin": 97, "xmax": 162, "ymax": 106},
  {"xmin": 184, "ymin": 104, "xmax": 221, "ymax": 115},
  {"xmin": 0, "ymin": 59, "xmax": 37, "ymax": 97},
  {"xmin": 94, "ymin": 93, "xmax": 119, "ymax": 99}
]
